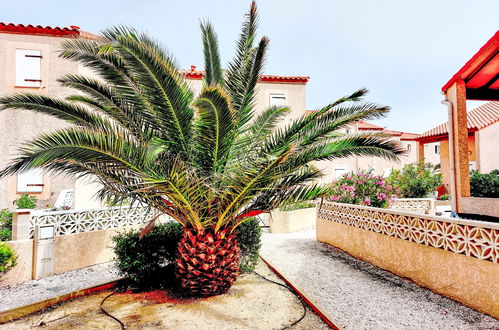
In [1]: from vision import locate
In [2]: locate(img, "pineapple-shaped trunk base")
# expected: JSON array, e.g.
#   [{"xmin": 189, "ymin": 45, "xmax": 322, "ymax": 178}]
[{"xmin": 175, "ymin": 228, "xmax": 240, "ymax": 296}]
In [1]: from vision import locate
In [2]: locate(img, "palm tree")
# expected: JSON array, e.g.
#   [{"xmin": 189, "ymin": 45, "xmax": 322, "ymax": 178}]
[{"xmin": 0, "ymin": 2, "xmax": 403, "ymax": 296}]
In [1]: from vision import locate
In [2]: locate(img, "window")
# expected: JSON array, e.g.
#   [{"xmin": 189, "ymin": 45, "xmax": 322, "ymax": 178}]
[
  {"xmin": 17, "ymin": 168, "xmax": 44, "ymax": 193},
  {"xmin": 407, "ymin": 144, "xmax": 412, "ymax": 150},
  {"xmin": 434, "ymin": 145, "xmax": 440, "ymax": 155},
  {"xmin": 334, "ymin": 165, "xmax": 348, "ymax": 179},
  {"xmin": 345, "ymin": 129, "xmax": 350, "ymax": 134},
  {"xmin": 15, "ymin": 49, "xmax": 42, "ymax": 87},
  {"xmin": 269, "ymin": 93, "xmax": 286, "ymax": 107}
]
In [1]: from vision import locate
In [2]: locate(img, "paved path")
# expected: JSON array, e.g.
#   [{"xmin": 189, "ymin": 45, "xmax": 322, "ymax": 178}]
[
  {"xmin": 261, "ymin": 228, "xmax": 499, "ymax": 330},
  {"xmin": 0, "ymin": 262, "xmax": 120, "ymax": 313}
]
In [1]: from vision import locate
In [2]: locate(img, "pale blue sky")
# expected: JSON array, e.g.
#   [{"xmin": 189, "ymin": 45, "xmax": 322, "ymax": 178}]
[{"xmin": 2, "ymin": 0, "xmax": 498, "ymax": 133}]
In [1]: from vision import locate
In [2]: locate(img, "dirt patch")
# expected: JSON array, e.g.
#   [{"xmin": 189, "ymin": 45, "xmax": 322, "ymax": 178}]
[{"xmin": 1, "ymin": 261, "xmax": 329, "ymax": 330}]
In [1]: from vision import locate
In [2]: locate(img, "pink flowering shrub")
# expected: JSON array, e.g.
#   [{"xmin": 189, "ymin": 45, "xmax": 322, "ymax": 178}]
[{"xmin": 328, "ymin": 170, "xmax": 397, "ymax": 208}]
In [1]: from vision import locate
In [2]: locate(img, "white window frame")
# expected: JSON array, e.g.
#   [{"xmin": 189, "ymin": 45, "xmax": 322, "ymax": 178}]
[
  {"xmin": 15, "ymin": 49, "xmax": 42, "ymax": 88},
  {"xmin": 334, "ymin": 164, "xmax": 349, "ymax": 180},
  {"xmin": 269, "ymin": 93, "xmax": 286, "ymax": 107},
  {"xmin": 17, "ymin": 168, "xmax": 44, "ymax": 193}
]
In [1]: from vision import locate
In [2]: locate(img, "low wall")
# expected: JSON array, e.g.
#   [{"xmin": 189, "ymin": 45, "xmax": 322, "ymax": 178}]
[
  {"xmin": 3, "ymin": 240, "xmax": 34, "ymax": 286},
  {"xmin": 2, "ymin": 206, "xmax": 157, "ymax": 287},
  {"xmin": 316, "ymin": 201, "xmax": 499, "ymax": 318},
  {"xmin": 54, "ymin": 227, "xmax": 131, "ymax": 274},
  {"xmin": 270, "ymin": 207, "xmax": 316, "ymax": 233},
  {"xmin": 460, "ymin": 196, "xmax": 499, "ymax": 218}
]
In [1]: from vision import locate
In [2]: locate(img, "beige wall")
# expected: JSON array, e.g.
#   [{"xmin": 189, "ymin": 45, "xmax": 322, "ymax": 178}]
[
  {"xmin": 54, "ymin": 228, "xmax": 121, "ymax": 274},
  {"xmin": 1, "ymin": 226, "xmax": 137, "ymax": 287},
  {"xmin": 424, "ymin": 141, "xmax": 441, "ymax": 165},
  {"xmin": 0, "ymin": 33, "xmax": 81, "ymax": 209},
  {"xmin": 186, "ymin": 78, "xmax": 307, "ymax": 118},
  {"xmin": 477, "ymin": 123, "xmax": 499, "ymax": 173},
  {"xmin": 317, "ymin": 217, "xmax": 499, "ymax": 318},
  {"xmin": 2, "ymin": 239, "xmax": 34, "ymax": 285}
]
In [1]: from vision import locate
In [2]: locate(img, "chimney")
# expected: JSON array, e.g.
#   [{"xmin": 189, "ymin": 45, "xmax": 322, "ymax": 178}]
[{"xmin": 190, "ymin": 65, "xmax": 197, "ymax": 72}]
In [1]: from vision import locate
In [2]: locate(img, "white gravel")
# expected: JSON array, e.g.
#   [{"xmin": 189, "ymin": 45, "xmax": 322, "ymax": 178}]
[
  {"xmin": 0, "ymin": 262, "xmax": 121, "ymax": 313},
  {"xmin": 261, "ymin": 228, "xmax": 499, "ymax": 330}
]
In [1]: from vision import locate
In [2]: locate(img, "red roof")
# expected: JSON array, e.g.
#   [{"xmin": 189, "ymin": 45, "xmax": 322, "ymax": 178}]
[
  {"xmin": 180, "ymin": 66, "xmax": 309, "ymax": 84},
  {"xmin": 357, "ymin": 121, "xmax": 384, "ymax": 130},
  {"xmin": 0, "ymin": 22, "xmax": 80, "ymax": 37},
  {"xmin": 442, "ymin": 31, "xmax": 499, "ymax": 100},
  {"xmin": 418, "ymin": 101, "xmax": 499, "ymax": 141},
  {"xmin": 400, "ymin": 132, "xmax": 419, "ymax": 141}
]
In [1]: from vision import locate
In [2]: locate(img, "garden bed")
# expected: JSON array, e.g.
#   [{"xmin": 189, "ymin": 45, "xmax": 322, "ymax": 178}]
[{"xmin": 1, "ymin": 261, "xmax": 329, "ymax": 329}]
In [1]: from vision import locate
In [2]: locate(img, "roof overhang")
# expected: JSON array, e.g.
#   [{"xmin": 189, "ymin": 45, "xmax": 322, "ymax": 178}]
[
  {"xmin": 0, "ymin": 22, "xmax": 80, "ymax": 38},
  {"xmin": 442, "ymin": 31, "xmax": 499, "ymax": 101}
]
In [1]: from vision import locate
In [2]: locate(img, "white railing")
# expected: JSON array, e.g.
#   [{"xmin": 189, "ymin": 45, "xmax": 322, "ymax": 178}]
[
  {"xmin": 318, "ymin": 201, "xmax": 498, "ymax": 263},
  {"xmin": 390, "ymin": 198, "xmax": 436, "ymax": 215},
  {"xmin": 29, "ymin": 206, "xmax": 156, "ymax": 238}
]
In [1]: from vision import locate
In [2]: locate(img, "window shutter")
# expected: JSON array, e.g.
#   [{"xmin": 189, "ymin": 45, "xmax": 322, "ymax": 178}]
[
  {"xmin": 15, "ymin": 49, "xmax": 42, "ymax": 87},
  {"xmin": 17, "ymin": 168, "xmax": 44, "ymax": 193}
]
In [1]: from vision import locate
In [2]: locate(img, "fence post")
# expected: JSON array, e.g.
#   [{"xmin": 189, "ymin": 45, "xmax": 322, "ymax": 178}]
[{"xmin": 12, "ymin": 209, "xmax": 32, "ymax": 240}]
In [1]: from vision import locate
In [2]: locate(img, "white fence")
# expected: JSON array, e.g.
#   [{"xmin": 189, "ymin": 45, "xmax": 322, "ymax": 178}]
[
  {"xmin": 29, "ymin": 206, "xmax": 155, "ymax": 239},
  {"xmin": 390, "ymin": 198, "xmax": 436, "ymax": 215}
]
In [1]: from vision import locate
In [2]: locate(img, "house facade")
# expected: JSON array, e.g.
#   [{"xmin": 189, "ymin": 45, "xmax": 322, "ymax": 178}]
[
  {"xmin": 417, "ymin": 101, "xmax": 499, "ymax": 193},
  {"xmin": 0, "ymin": 23, "xmax": 99, "ymax": 209},
  {"xmin": 316, "ymin": 121, "xmax": 418, "ymax": 183}
]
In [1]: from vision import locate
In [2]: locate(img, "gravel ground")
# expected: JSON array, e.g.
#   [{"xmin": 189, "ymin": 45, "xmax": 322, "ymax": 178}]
[
  {"xmin": 260, "ymin": 228, "xmax": 499, "ymax": 330},
  {"xmin": 2, "ymin": 261, "xmax": 328, "ymax": 329},
  {"xmin": 0, "ymin": 262, "xmax": 120, "ymax": 313}
]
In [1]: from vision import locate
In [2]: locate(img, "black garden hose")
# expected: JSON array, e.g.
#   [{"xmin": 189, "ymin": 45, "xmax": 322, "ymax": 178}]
[
  {"xmin": 253, "ymin": 270, "xmax": 307, "ymax": 329},
  {"xmin": 100, "ymin": 291, "xmax": 126, "ymax": 330}
]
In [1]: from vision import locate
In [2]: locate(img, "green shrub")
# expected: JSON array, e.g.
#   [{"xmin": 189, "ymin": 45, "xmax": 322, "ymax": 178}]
[
  {"xmin": 0, "ymin": 209, "xmax": 13, "ymax": 241},
  {"xmin": 387, "ymin": 161, "xmax": 442, "ymax": 198},
  {"xmin": 0, "ymin": 242, "xmax": 17, "ymax": 279},
  {"xmin": 113, "ymin": 218, "xmax": 263, "ymax": 288},
  {"xmin": 235, "ymin": 217, "xmax": 262, "ymax": 273},
  {"xmin": 113, "ymin": 221, "xmax": 184, "ymax": 289},
  {"xmin": 14, "ymin": 194, "xmax": 37, "ymax": 209},
  {"xmin": 279, "ymin": 201, "xmax": 316, "ymax": 212},
  {"xmin": 438, "ymin": 193, "xmax": 451, "ymax": 201},
  {"xmin": 329, "ymin": 169, "xmax": 397, "ymax": 208},
  {"xmin": 470, "ymin": 170, "xmax": 499, "ymax": 198}
]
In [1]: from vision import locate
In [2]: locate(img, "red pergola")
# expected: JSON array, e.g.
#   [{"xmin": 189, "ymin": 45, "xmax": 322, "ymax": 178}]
[{"xmin": 441, "ymin": 31, "xmax": 499, "ymax": 218}]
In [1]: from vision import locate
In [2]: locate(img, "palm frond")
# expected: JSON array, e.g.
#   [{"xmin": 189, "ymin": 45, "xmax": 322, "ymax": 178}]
[
  {"xmin": 0, "ymin": 94, "xmax": 112, "ymax": 130},
  {"xmin": 193, "ymin": 87, "xmax": 237, "ymax": 174},
  {"xmin": 201, "ymin": 21, "xmax": 224, "ymax": 87}
]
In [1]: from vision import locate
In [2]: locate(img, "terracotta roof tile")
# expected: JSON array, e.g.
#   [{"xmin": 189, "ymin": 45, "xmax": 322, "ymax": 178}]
[
  {"xmin": 0, "ymin": 22, "xmax": 80, "ymax": 37},
  {"xmin": 400, "ymin": 132, "xmax": 419, "ymax": 140},
  {"xmin": 418, "ymin": 101, "xmax": 499, "ymax": 140},
  {"xmin": 357, "ymin": 120, "xmax": 384, "ymax": 130}
]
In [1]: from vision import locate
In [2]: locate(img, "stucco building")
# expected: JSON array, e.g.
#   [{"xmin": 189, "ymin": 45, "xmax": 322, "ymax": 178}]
[
  {"xmin": 417, "ymin": 102, "xmax": 499, "ymax": 193},
  {"xmin": 316, "ymin": 120, "xmax": 418, "ymax": 183},
  {"xmin": 0, "ymin": 23, "xmax": 99, "ymax": 209}
]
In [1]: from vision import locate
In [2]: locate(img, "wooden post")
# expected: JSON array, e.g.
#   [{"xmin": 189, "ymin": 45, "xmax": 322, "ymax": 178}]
[
  {"xmin": 445, "ymin": 80, "xmax": 470, "ymax": 214},
  {"xmin": 417, "ymin": 141, "xmax": 425, "ymax": 162}
]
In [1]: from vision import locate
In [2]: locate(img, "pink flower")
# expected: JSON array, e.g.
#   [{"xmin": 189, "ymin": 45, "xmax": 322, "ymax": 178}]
[{"xmin": 364, "ymin": 197, "xmax": 371, "ymax": 206}]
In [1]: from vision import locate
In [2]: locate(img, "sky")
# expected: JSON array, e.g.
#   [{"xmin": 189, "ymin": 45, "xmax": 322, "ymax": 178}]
[{"xmin": 2, "ymin": 0, "xmax": 498, "ymax": 134}]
